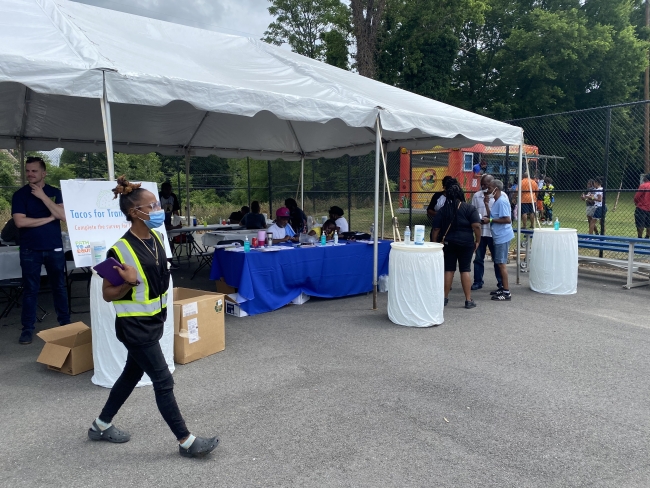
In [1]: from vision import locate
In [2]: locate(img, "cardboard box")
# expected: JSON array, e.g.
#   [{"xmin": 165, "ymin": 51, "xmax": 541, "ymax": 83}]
[
  {"xmin": 173, "ymin": 287, "xmax": 225, "ymax": 364},
  {"xmin": 216, "ymin": 277, "xmax": 237, "ymax": 295},
  {"xmin": 291, "ymin": 293, "xmax": 310, "ymax": 305},
  {"xmin": 225, "ymin": 293, "xmax": 249, "ymax": 317},
  {"xmin": 36, "ymin": 322, "xmax": 93, "ymax": 375},
  {"xmin": 224, "ymin": 292, "xmax": 309, "ymax": 317}
]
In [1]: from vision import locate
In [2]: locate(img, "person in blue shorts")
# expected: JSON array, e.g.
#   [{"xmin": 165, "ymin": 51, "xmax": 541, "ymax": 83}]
[{"xmin": 481, "ymin": 179, "xmax": 514, "ymax": 301}]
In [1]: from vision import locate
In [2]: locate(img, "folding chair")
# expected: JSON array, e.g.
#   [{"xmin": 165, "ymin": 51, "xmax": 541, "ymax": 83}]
[
  {"xmin": 65, "ymin": 251, "xmax": 92, "ymax": 314},
  {"xmin": 0, "ymin": 278, "xmax": 48, "ymax": 323},
  {"xmin": 190, "ymin": 239, "xmax": 243, "ymax": 280}
]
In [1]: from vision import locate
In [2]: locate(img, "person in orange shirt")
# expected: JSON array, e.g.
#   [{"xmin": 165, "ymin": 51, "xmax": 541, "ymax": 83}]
[{"xmin": 520, "ymin": 172, "xmax": 539, "ymax": 230}]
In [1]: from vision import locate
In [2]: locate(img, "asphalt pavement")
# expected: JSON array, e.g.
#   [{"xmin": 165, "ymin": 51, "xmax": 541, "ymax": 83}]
[{"xmin": 1, "ymin": 263, "xmax": 649, "ymax": 487}]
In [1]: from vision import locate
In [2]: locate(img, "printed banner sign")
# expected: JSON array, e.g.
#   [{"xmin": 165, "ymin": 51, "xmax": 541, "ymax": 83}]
[{"xmin": 61, "ymin": 180, "xmax": 171, "ymax": 267}]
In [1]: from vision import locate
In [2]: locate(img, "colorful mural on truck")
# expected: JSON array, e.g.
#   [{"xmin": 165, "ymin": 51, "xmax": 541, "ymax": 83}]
[{"xmin": 399, "ymin": 144, "xmax": 539, "ymax": 211}]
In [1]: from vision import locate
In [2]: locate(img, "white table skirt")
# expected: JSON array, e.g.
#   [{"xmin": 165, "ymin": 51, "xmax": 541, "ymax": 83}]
[
  {"xmin": 529, "ymin": 228, "xmax": 578, "ymax": 295},
  {"xmin": 90, "ymin": 273, "xmax": 175, "ymax": 388},
  {"xmin": 387, "ymin": 242, "xmax": 445, "ymax": 327}
]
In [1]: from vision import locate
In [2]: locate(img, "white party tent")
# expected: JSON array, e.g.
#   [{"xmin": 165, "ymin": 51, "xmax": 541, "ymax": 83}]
[{"xmin": 0, "ymin": 0, "xmax": 526, "ymax": 294}]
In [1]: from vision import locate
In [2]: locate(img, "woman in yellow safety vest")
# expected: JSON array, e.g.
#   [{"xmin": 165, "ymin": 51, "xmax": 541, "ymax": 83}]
[{"xmin": 88, "ymin": 176, "xmax": 218, "ymax": 458}]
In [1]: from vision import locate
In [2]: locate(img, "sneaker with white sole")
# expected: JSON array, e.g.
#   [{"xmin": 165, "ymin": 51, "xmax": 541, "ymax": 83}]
[{"xmin": 491, "ymin": 292, "xmax": 511, "ymax": 301}]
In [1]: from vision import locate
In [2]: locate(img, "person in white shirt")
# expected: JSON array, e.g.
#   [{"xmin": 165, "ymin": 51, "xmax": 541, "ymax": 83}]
[
  {"xmin": 328, "ymin": 206, "xmax": 349, "ymax": 233},
  {"xmin": 470, "ymin": 174, "xmax": 503, "ymax": 290},
  {"xmin": 267, "ymin": 207, "xmax": 298, "ymax": 243},
  {"xmin": 589, "ymin": 177, "xmax": 605, "ymax": 234}
]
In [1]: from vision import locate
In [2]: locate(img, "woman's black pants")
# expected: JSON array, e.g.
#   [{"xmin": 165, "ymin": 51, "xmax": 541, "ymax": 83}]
[{"xmin": 98, "ymin": 341, "xmax": 190, "ymax": 440}]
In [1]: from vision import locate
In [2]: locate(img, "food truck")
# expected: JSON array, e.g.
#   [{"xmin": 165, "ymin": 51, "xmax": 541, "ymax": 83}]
[{"xmin": 398, "ymin": 144, "xmax": 540, "ymax": 212}]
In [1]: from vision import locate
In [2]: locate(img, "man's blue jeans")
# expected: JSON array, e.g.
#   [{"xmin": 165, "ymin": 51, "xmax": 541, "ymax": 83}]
[
  {"xmin": 19, "ymin": 248, "xmax": 70, "ymax": 330},
  {"xmin": 473, "ymin": 236, "xmax": 503, "ymax": 286}
]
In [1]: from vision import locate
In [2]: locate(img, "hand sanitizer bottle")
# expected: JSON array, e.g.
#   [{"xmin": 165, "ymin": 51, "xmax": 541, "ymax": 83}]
[
  {"xmin": 244, "ymin": 235, "xmax": 251, "ymax": 252},
  {"xmin": 333, "ymin": 231, "xmax": 339, "ymax": 245},
  {"xmin": 554, "ymin": 218, "xmax": 560, "ymax": 230},
  {"xmin": 320, "ymin": 233, "xmax": 326, "ymax": 246},
  {"xmin": 404, "ymin": 226, "xmax": 411, "ymax": 244}
]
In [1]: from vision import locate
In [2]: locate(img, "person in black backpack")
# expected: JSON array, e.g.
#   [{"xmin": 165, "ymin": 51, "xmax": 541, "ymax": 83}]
[
  {"xmin": 432, "ymin": 183, "xmax": 481, "ymax": 309},
  {"xmin": 1, "ymin": 217, "xmax": 19, "ymax": 244}
]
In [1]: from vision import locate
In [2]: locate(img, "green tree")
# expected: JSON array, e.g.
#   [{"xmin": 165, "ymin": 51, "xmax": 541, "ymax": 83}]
[
  {"xmin": 46, "ymin": 163, "xmax": 75, "ymax": 188},
  {"xmin": 60, "ymin": 150, "xmax": 107, "ymax": 179},
  {"xmin": 449, "ymin": 0, "xmax": 647, "ymax": 118},
  {"xmin": 113, "ymin": 153, "xmax": 164, "ymax": 183},
  {"xmin": 0, "ymin": 150, "xmax": 19, "ymax": 210},
  {"xmin": 263, "ymin": 0, "xmax": 350, "ymax": 62},
  {"xmin": 377, "ymin": 0, "xmax": 488, "ymax": 101},
  {"xmin": 350, "ymin": 0, "xmax": 387, "ymax": 78}
]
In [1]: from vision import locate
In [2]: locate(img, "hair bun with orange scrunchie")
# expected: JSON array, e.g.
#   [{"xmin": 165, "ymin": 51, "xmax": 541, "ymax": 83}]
[{"xmin": 112, "ymin": 175, "xmax": 142, "ymax": 199}]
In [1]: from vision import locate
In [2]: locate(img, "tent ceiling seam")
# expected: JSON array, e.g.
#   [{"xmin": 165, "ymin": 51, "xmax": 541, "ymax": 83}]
[
  {"xmin": 286, "ymin": 121, "xmax": 304, "ymax": 156},
  {"xmin": 184, "ymin": 111, "xmax": 210, "ymax": 149},
  {"xmin": 18, "ymin": 87, "xmax": 31, "ymax": 141}
]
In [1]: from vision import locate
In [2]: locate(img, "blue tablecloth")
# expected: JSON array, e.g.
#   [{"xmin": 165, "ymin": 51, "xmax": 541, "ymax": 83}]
[{"xmin": 209, "ymin": 241, "xmax": 391, "ymax": 315}]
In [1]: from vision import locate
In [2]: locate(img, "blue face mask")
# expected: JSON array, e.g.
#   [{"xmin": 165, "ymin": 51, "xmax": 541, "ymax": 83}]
[{"xmin": 138, "ymin": 209, "xmax": 165, "ymax": 229}]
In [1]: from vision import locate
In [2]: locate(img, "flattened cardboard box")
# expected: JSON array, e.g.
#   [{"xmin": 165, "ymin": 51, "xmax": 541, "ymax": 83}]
[
  {"xmin": 224, "ymin": 293, "xmax": 248, "ymax": 317},
  {"xmin": 36, "ymin": 322, "xmax": 94, "ymax": 375},
  {"xmin": 173, "ymin": 288, "xmax": 225, "ymax": 364}
]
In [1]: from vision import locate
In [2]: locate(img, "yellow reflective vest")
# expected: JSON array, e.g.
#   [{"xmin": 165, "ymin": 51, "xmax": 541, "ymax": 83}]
[{"xmin": 111, "ymin": 231, "xmax": 168, "ymax": 317}]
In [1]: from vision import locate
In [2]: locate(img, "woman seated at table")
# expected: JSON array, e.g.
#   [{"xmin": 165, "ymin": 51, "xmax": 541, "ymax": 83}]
[
  {"xmin": 267, "ymin": 207, "xmax": 298, "ymax": 243},
  {"xmin": 308, "ymin": 219, "xmax": 338, "ymax": 239},
  {"xmin": 240, "ymin": 201, "xmax": 266, "ymax": 229},
  {"xmin": 328, "ymin": 206, "xmax": 349, "ymax": 233}
]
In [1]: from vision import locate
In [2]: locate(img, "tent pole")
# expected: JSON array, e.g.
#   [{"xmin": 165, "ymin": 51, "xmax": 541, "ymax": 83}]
[
  {"xmin": 300, "ymin": 155, "xmax": 305, "ymax": 211},
  {"xmin": 100, "ymin": 72, "xmax": 115, "ymax": 181},
  {"xmin": 381, "ymin": 177, "xmax": 386, "ymax": 239},
  {"xmin": 373, "ymin": 116, "xmax": 381, "ymax": 310},
  {"xmin": 247, "ymin": 157, "xmax": 251, "ymax": 205},
  {"xmin": 516, "ymin": 137, "xmax": 523, "ymax": 285},
  {"xmin": 18, "ymin": 140, "xmax": 26, "ymax": 186},
  {"xmin": 185, "ymin": 149, "xmax": 191, "ymax": 223}
]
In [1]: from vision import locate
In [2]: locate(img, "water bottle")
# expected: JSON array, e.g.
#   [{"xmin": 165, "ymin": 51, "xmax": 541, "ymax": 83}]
[
  {"xmin": 244, "ymin": 235, "xmax": 251, "ymax": 252},
  {"xmin": 333, "ymin": 231, "xmax": 339, "ymax": 245},
  {"xmin": 554, "ymin": 218, "xmax": 560, "ymax": 230},
  {"xmin": 320, "ymin": 233, "xmax": 326, "ymax": 246},
  {"xmin": 404, "ymin": 226, "xmax": 411, "ymax": 244}
]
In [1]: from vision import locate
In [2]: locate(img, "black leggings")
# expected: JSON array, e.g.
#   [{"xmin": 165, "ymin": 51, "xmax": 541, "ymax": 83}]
[{"xmin": 99, "ymin": 342, "xmax": 190, "ymax": 440}]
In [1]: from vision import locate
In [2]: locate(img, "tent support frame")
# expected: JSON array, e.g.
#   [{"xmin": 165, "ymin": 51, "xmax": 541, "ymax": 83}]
[
  {"xmin": 100, "ymin": 72, "xmax": 115, "ymax": 181},
  {"xmin": 373, "ymin": 116, "xmax": 381, "ymax": 310},
  {"xmin": 185, "ymin": 149, "xmax": 191, "ymax": 222},
  {"xmin": 181, "ymin": 111, "xmax": 210, "ymax": 222},
  {"xmin": 516, "ymin": 136, "xmax": 524, "ymax": 285},
  {"xmin": 17, "ymin": 86, "xmax": 31, "ymax": 185}
]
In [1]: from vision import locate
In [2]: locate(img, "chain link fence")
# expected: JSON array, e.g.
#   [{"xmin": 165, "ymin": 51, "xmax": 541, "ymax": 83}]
[
  {"xmin": 0, "ymin": 150, "xmax": 406, "ymax": 238},
  {"xmin": 507, "ymin": 101, "xmax": 650, "ymax": 237},
  {"xmin": 507, "ymin": 101, "xmax": 650, "ymax": 260}
]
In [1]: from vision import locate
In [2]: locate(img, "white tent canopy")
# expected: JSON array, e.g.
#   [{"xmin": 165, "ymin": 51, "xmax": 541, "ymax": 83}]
[
  {"xmin": 0, "ymin": 0, "xmax": 526, "ymax": 295},
  {"xmin": 0, "ymin": 0, "xmax": 522, "ymax": 160}
]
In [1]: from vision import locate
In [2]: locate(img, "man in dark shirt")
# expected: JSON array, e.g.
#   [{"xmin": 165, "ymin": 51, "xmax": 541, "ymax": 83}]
[
  {"xmin": 228, "ymin": 205, "xmax": 250, "ymax": 225},
  {"xmin": 284, "ymin": 198, "xmax": 307, "ymax": 234},
  {"xmin": 159, "ymin": 182, "xmax": 181, "ymax": 229},
  {"xmin": 12, "ymin": 156, "xmax": 70, "ymax": 344}
]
